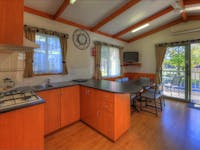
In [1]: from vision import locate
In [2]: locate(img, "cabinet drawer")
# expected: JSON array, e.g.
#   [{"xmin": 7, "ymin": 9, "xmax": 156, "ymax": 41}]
[
  {"xmin": 102, "ymin": 101, "xmax": 114, "ymax": 113},
  {"xmin": 95, "ymin": 90, "xmax": 114, "ymax": 103}
]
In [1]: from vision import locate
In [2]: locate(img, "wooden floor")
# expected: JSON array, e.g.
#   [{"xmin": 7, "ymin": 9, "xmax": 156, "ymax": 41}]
[{"xmin": 45, "ymin": 100, "xmax": 200, "ymax": 150}]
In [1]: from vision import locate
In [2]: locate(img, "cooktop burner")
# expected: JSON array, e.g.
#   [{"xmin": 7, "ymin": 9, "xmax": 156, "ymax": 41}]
[{"xmin": 0, "ymin": 88, "xmax": 42, "ymax": 111}]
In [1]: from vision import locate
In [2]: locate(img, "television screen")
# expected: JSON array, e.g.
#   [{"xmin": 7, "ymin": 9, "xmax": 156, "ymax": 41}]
[{"xmin": 123, "ymin": 52, "xmax": 139, "ymax": 63}]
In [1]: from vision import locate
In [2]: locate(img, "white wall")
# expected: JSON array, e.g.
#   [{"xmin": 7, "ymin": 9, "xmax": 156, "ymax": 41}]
[
  {"xmin": 125, "ymin": 20, "xmax": 200, "ymax": 74},
  {"xmin": 1, "ymin": 13, "xmax": 200, "ymax": 87},
  {"xmin": 0, "ymin": 12, "xmax": 126, "ymax": 87}
]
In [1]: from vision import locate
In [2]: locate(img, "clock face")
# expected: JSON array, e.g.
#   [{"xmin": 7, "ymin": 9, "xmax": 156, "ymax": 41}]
[{"xmin": 72, "ymin": 29, "xmax": 90, "ymax": 50}]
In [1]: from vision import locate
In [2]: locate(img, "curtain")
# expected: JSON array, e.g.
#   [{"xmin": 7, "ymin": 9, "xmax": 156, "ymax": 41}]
[
  {"xmin": 59, "ymin": 37, "xmax": 68, "ymax": 74},
  {"xmin": 119, "ymin": 47, "xmax": 124, "ymax": 76},
  {"xmin": 155, "ymin": 46, "xmax": 167, "ymax": 83},
  {"xmin": 24, "ymin": 25, "xmax": 69, "ymax": 38},
  {"xmin": 24, "ymin": 30, "xmax": 35, "ymax": 77},
  {"xmin": 94, "ymin": 43, "xmax": 102, "ymax": 80}
]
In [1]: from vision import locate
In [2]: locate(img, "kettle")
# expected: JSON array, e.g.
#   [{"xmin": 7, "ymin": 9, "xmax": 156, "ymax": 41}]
[{"xmin": 3, "ymin": 78, "xmax": 15, "ymax": 89}]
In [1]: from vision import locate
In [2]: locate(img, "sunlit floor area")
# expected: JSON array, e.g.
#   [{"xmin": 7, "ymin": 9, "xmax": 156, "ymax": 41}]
[{"xmin": 45, "ymin": 100, "xmax": 200, "ymax": 150}]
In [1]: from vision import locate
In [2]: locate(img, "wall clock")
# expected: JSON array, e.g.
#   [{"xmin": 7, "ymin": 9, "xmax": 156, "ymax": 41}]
[{"xmin": 72, "ymin": 29, "xmax": 90, "ymax": 50}]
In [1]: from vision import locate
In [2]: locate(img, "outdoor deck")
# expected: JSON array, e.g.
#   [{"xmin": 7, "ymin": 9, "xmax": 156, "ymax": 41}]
[
  {"xmin": 162, "ymin": 70, "xmax": 200, "ymax": 104},
  {"xmin": 163, "ymin": 87, "xmax": 200, "ymax": 104}
]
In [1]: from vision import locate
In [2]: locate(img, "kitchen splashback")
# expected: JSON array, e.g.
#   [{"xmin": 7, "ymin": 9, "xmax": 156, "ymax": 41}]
[{"xmin": 0, "ymin": 51, "xmax": 25, "ymax": 87}]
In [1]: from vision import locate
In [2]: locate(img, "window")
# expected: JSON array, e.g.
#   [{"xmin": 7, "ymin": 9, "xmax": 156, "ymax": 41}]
[
  {"xmin": 101, "ymin": 45, "xmax": 121, "ymax": 78},
  {"xmin": 34, "ymin": 33, "xmax": 63, "ymax": 74}
]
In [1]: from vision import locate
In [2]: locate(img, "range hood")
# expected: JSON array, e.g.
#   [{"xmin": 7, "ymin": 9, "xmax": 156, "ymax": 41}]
[{"xmin": 0, "ymin": 36, "xmax": 39, "ymax": 51}]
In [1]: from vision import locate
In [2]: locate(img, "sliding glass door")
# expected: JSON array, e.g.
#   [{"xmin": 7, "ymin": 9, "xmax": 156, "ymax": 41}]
[
  {"xmin": 162, "ymin": 42, "xmax": 200, "ymax": 103},
  {"xmin": 190, "ymin": 42, "xmax": 200, "ymax": 104},
  {"xmin": 162, "ymin": 45, "xmax": 188, "ymax": 101}
]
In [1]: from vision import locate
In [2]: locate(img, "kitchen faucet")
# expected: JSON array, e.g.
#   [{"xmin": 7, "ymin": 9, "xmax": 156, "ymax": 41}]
[{"xmin": 46, "ymin": 78, "xmax": 51, "ymax": 86}]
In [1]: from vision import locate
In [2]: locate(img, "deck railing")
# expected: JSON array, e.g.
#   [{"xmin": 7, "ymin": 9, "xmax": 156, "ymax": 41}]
[{"xmin": 162, "ymin": 69, "xmax": 200, "ymax": 91}]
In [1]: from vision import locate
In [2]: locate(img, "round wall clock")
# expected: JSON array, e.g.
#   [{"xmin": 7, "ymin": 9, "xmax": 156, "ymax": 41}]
[{"xmin": 72, "ymin": 29, "xmax": 90, "ymax": 50}]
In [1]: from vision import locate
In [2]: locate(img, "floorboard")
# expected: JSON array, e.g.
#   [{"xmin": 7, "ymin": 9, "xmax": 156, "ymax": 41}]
[{"xmin": 45, "ymin": 100, "xmax": 200, "ymax": 150}]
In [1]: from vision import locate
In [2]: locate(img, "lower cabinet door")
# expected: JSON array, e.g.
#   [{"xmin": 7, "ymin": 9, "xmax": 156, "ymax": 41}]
[
  {"xmin": 80, "ymin": 87, "xmax": 98, "ymax": 127},
  {"xmin": 60, "ymin": 86, "xmax": 80, "ymax": 127},
  {"xmin": 0, "ymin": 104, "xmax": 44, "ymax": 150},
  {"xmin": 37, "ymin": 89, "xmax": 61, "ymax": 135},
  {"xmin": 97, "ymin": 108, "xmax": 114, "ymax": 140}
]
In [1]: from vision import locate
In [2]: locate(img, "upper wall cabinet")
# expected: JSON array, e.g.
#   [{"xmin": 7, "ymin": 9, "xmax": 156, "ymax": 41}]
[{"xmin": 0, "ymin": 0, "xmax": 23, "ymax": 45}]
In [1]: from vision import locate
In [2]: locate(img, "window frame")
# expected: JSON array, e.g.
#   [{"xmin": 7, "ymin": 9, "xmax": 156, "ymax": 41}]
[
  {"xmin": 100, "ymin": 45, "xmax": 121, "ymax": 78},
  {"xmin": 33, "ymin": 33, "xmax": 64, "ymax": 76}
]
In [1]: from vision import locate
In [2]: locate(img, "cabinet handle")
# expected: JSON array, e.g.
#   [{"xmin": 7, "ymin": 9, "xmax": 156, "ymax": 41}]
[
  {"xmin": 97, "ymin": 111, "xmax": 100, "ymax": 117},
  {"xmin": 86, "ymin": 89, "xmax": 90, "ymax": 95}
]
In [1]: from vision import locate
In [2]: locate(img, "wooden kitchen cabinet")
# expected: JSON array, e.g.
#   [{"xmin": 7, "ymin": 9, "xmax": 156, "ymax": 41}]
[
  {"xmin": 37, "ymin": 89, "xmax": 61, "ymax": 135},
  {"xmin": 37, "ymin": 86, "xmax": 81, "ymax": 135},
  {"xmin": 0, "ymin": 104, "xmax": 44, "ymax": 150},
  {"xmin": 80, "ymin": 87, "xmax": 98, "ymax": 127},
  {"xmin": 80, "ymin": 87, "xmax": 130, "ymax": 141},
  {"xmin": 96, "ymin": 91, "xmax": 114, "ymax": 139},
  {"xmin": 80, "ymin": 86, "xmax": 92, "ymax": 125},
  {"xmin": 60, "ymin": 86, "xmax": 80, "ymax": 127},
  {"xmin": 0, "ymin": 0, "xmax": 23, "ymax": 45}
]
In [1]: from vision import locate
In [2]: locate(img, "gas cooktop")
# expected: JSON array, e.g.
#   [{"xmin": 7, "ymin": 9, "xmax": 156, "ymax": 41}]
[{"xmin": 0, "ymin": 87, "xmax": 44, "ymax": 113}]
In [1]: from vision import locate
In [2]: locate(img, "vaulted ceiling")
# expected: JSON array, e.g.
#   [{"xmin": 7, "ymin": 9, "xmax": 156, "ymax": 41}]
[{"xmin": 24, "ymin": 0, "xmax": 200, "ymax": 43}]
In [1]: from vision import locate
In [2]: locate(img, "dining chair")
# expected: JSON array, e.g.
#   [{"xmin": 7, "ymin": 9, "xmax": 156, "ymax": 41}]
[
  {"xmin": 130, "ymin": 77, "xmax": 151, "ymax": 111},
  {"xmin": 140, "ymin": 83, "xmax": 164, "ymax": 116},
  {"xmin": 164, "ymin": 75, "xmax": 183, "ymax": 96}
]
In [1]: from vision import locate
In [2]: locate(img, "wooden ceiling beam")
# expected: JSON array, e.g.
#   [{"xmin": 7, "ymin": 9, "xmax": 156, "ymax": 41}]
[
  {"xmin": 188, "ymin": 15, "xmax": 200, "ymax": 20},
  {"xmin": 179, "ymin": 0, "xmax": 188, "ymax": 21},
  {"xmin": 127, "ymin": 18, "xmax": 183, "ymax": 43},
  {"xmin": 24, "ymin": 6, "xmax": 126, "ymax": 43},
  {"xmin": 53, "ymin": 0, "xmax": 70, "ymax": 19},
  {"xmin": 90, "ymin": 0, "xmax": 141, "ymax": 32},
  {"xmin": 184, "ymin": 0, "xmax": 200, "ymax": 5},
  {"xmin": 24, "ymin": 6, "xmax": 53, "ymax": 19},
  {"xmin": 113, "ymin": 6, "xmax": 174, "ymax": 38}
]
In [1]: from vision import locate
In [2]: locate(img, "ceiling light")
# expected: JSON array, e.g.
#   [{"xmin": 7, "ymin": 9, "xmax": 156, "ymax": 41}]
[
  {"xmin": 185, "ymin": 6, "xmax": 200, "ymax": 11},
  {"xmin": 70, "ymin": 0, "xmax": 76, "ymax": 4},
  {"xmin": 131, "ymin": 24, "xmax": 150, "ymax": 33}
]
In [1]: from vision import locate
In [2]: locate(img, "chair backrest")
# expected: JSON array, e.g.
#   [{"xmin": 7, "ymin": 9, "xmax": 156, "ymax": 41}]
[
  {"xmin": 171, "ymin": 75, "xmax": 183, "ymax": 86},
  {"xmin": 152, "ymin": 83, "xmax": 163, "ymax": 96},
  {"xmin": 156, "ymin": 83, "xmax": 163, "ymax": 92}
]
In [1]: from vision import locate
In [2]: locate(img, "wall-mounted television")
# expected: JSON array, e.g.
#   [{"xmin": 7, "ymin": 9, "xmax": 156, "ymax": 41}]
[{"xmin": 123, "ymin": 52, "xmax": 139, "ymax": 63}]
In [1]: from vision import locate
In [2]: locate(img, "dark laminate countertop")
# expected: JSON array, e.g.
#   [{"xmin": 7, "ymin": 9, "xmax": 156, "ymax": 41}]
[
  {"xmin": 33, "ymin": 79, "xmax": 147, "ymax": 94},
  {"xmin": 0, "ymin": 79, "xmax": 148, "ymax": 113},
  {"xmin": 0, "ymin": 97, "xmax": 45, "ymax": 114}
]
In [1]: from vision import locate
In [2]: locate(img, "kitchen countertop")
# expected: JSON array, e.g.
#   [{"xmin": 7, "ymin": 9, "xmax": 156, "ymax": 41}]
[
  {"xmin": 0, "ymin": 79, "xmax": 148, "ymax": 113},
  {"xmin": 33, "ymin": 79, "xmax": 147, "ymax": 94},
  {"xmin": 0, "ymin": 98, "xmax": 45, "ymax": 113}
]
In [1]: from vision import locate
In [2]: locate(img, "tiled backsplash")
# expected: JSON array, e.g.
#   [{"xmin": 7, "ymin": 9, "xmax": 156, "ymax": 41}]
[
  {"xmin": 0, "ymin": 51, "xmax": 93, "ymax": 88},
  {"xmin": 0, "ymin": 51, "xmax": 25, "ymax": 87}
]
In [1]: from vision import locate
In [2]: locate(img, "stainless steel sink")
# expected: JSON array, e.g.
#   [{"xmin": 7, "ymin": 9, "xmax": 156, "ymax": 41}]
[
  {"xmin": 45, "ymin": 84, "xmax": 54, "ymax": 88},
  {"xmin": 32, "ymin": 84, "xmax": 54, "ymax": 90}
]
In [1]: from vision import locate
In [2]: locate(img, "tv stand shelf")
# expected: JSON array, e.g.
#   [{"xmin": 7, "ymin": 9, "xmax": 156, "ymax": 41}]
[{"xmin": 123, "ymin": 62, "xmax": 141, "ymax": 66}]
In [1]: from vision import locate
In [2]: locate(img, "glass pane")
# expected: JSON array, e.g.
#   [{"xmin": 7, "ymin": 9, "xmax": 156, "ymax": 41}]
[
  {"xmin": 100, "ymin": 45, "xmax": 120, "ymax": 78},
  {"xmin": 109, "ymin": 47, "xmax": 120, "ymax": 77},
  {"xmin": 34, "ymin": 33, "xmax": 63, "ymax": 74},
  {"xmin": 191, "ymin": 43, "xmax": 200, "ymax": 104},
  {"xmin": 162, "ymin": 46, "xmax": 186, "ymax": 99}
]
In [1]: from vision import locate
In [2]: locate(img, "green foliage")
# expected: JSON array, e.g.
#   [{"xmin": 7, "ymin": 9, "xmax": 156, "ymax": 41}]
[
  {"xmin": 163, "ymin": 43, "xmax": 200, "ymax": 70},
  {"xmin": 163, "ymin": 46, "xmax": 185, "ymax": 70},
  {"xmin": 191, "ymin": 43, "xmax": 200, "ymax": 68}
]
